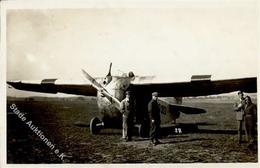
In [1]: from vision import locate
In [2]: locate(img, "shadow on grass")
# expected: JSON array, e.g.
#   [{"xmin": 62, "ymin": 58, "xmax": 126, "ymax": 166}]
[{"xmin": 162, "ymin": 138, "xmax": 213, "ymax": 144}]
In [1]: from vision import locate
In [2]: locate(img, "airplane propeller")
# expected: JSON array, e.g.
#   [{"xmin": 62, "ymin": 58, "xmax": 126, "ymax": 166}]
[
  {"xmin": 81, "ymin": 69, "xmax": 121, "ymax": 109},
  {"xmin": 103, "ymin": 63, "xmax": 112, "ymax": 85},
  {"xmin": 107, "ymin": 62, "xmax": 112, "ymax": 76}
]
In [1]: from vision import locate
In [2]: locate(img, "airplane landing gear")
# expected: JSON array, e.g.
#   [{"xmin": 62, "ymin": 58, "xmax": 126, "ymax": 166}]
[{"xmin": 90, "ymin": 117, "xmax": 104, "ymax": 134}]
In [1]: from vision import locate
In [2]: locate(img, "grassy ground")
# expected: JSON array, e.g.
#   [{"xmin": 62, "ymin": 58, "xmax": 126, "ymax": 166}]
[{"xmin": 6, "ymin": 97, "xmax": 258, "ymax": 163}]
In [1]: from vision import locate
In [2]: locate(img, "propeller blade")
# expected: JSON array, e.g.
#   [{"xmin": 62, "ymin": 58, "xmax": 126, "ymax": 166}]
[
  {"xmin": 81, "ymin": 69, "xmax": 121, "ymax": 109},
  {"xmin": 81, "ymin": 69, "xmax": 103, "ymax": 90},
  {"xmin": 100, "ymin": 90, "xmax": 121, "ymax": 109},
  {"xmin": 107, "ymin": 62, "xmax": 112, "ymax": 76}
]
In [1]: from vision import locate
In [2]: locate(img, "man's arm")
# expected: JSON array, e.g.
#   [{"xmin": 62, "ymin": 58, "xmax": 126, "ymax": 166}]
[
  {"xmin": 120, "ymin": 100, "xmax": 125, "ymax": 114},
  {"xmin": 148, "ymin": 102, "xmax": 155, "ymax": 123},
  {"xmin": 234, "ymin": 102, "xmax": 243, "ymax": 111},
  {"xmin": 133, "ymin": 100, "xmax": 137, "ymax": 122}
]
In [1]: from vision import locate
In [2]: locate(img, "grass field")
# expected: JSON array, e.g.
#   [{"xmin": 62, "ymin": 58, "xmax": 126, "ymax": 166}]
[{"xmin": 6, "ymin": 97, "xmax": 258, "ymax": 163}]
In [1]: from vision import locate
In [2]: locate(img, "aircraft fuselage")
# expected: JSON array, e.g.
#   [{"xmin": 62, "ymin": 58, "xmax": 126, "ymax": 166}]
[
  {"xmin": 97, "ymin": 76, "xmax": 132, "ymax": 127},
  {"xmin": 96, "ymin": 75, "xmax": 182, "ymax": 128}
]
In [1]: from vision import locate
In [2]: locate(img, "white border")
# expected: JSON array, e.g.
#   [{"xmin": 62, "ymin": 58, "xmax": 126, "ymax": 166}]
[{"xmin": 1, "ymin": 0, "xmax": 259, "ymax": 168}]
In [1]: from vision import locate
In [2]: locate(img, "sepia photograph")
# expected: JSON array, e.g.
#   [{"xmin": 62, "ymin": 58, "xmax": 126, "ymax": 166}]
[{"xmin": 1, "ymin": 0, "xmax": 259, "ymax": 167}]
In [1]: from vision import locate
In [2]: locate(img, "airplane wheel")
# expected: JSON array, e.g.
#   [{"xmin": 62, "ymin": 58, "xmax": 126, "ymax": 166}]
[{"xmin": 90, "ymin": 117, "xmax": 102, "ymax": 135}]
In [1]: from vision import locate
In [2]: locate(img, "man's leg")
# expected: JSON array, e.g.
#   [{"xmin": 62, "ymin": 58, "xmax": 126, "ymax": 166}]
[
  {"xmin": 237, "ymin": 120, "xmax": 243, "ymax": 144},
  {"xmin": 245, "ymin": 115, "xmax": 254, "ymax": 144},
  {"xmin": 150, "ymin": 123, "xmax": 156, "ymax": 144},
  {"xmin": 122, "ymin": 116, "xmax": 128, "ymax": 140},
  {"xmin": 154, "ymin": 124, "xmax": 161, "ymax": 144}
]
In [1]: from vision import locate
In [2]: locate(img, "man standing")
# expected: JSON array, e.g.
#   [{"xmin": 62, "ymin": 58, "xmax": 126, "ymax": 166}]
[
  {"xmin": 120, "ymin": 91, "xmax": 135, "ymax": 141},
  {"xmin": 244, "ymin": 95, "xmax": 257, "ymax": 149},
  {"xmin": 148, "ymin": 92, "xmax": 161, "ymax": 145},
  {"xmin": 233, "ymin": 91, "xmax": 246, "ymax": 144}
]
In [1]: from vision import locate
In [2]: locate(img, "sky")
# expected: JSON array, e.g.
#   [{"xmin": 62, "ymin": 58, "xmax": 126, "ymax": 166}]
[{"xmin": 5, "ymin": 1, "xmax": 258, "ymax": 96}]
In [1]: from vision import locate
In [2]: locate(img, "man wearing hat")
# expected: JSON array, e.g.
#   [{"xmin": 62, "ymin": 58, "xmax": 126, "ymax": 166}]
[
  {"xmin": 148, "ymin": 92, "xmax": 161, "ymax": 145},
  {"xmin": 233, "ymin": 91, "xmax": 246, "ymax": 144},
  {"xmin": 120, "ymin": 91, "xmax": 135, "ymax": 141}
]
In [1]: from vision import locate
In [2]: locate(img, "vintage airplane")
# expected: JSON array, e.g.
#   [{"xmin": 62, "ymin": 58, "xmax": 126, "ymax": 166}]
[{"xmin": 7, "ymin": 63, "xmax": 257, "ymax": 136}]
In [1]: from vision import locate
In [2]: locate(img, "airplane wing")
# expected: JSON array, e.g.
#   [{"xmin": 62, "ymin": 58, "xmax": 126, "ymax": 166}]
[
  {"xmin": 168, "ymin": 104, "xmax": 206, "ymax": 114},
  {"xmin": 131, "ymin": 76, "xmax": 257, "ymax": 97},
  {"xmin": 158, "ymin": 98, "xmax": 206, "ymax": 114},
  {"xmin": 7, "ymin": 79, "xmax": 97, "ymax": 96}
]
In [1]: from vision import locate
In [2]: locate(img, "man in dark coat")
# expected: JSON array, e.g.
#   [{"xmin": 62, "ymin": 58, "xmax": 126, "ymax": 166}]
[
  {"xmin": 148, "ymin": 92, "xmax": 161, "ymax": 145},
  {"xmin": 120, "ymin": 91, "xmax": 135, "ymax": 141},
  {"xmin": 244, "ymin": 95, "xmax": 257, "ymax": 149}
]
